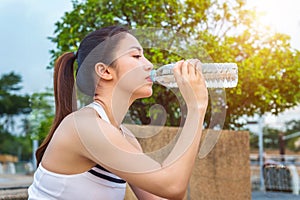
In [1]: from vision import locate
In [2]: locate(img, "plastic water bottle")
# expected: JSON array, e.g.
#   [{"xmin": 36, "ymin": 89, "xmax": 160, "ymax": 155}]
[{"xmin": 150, "ymin": 63, "xmax": 238, "ymax": 88}]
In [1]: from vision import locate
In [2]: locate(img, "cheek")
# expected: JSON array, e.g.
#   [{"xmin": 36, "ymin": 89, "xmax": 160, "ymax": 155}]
[
  {"xmin": 115, "ymin": 67, "xmax": 145, "ymax": 91},
  {"xmin": 115, "ymin": 60, "xmax": 137, "ymax": 79}
]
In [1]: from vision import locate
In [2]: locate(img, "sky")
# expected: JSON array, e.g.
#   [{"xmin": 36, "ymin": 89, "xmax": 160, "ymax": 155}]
[
  {"xmin": 248, "ymin": 0, "xmax": 300, "ymax": 49},
  {"xmin": 0, "ymin": 0, "xmax": 73, "ymax": 93},
  {"xmin": 0, "ymin": 0, "xmax": 300, "ymax": 130}
]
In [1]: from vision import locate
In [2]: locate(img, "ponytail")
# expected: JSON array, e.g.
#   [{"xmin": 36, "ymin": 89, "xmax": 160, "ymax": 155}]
[{"xmin": 35, "ymin": 52, "xmax": 77, "ymax": 166}]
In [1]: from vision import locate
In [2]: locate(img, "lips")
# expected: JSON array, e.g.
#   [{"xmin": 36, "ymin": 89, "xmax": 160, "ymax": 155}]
[{"xmin": 146, "ymin": 76, "xmax": 152, "ymax": 82}]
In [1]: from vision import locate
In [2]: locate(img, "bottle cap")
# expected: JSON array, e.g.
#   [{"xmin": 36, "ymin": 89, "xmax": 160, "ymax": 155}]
[{"xmin": 150, "ymin": 70, "xmax": 156, "ymax": 82}]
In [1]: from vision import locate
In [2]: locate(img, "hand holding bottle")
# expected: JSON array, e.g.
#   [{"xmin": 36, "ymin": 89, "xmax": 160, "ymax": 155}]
[{"xmin": 173, "ymin": 59, "xmax": 208, "ymax": 110}]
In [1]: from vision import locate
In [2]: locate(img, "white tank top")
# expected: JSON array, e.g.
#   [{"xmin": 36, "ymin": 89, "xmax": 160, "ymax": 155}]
[{"xmin": 28, "ymin": 102, "xmax": 127, "ymax": 200}]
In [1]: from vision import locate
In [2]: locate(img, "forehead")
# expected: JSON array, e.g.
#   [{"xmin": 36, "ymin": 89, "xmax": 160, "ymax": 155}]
[{"xmin": 114, "ymin": 33, "xmax": 142, "ymax": 56}]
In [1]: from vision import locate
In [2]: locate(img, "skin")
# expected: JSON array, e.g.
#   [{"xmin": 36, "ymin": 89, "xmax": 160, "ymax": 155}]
[{"xmin": 41, "ymin": 33, "xmax": 208, "ymax": 200}]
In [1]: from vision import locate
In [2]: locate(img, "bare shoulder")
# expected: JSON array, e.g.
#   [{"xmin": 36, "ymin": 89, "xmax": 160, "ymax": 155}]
[
  {"xmin": 64, "ymin": 107, "xmax": 108, "ymax": 132},
  {"xmin": 41, "ymin": 109, "xmax": 98, "ymax": 173},
  {"xmin": 70, "ymin": 107, "xmax": 142, "ymax": 154}
]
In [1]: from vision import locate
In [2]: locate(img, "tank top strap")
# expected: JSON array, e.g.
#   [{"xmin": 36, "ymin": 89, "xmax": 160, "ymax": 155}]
[{"xmin": 86, "ymin": 102, "xmax": 110, "ymax": 124}]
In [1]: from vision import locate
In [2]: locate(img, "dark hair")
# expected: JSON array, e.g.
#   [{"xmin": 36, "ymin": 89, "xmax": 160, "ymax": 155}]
[{"xmin": 35, "ymin": 25, "xmax": 129, "ymax": 166}]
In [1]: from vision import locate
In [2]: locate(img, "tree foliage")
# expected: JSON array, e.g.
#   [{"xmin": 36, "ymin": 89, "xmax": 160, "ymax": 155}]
[
  {"xmin": 249, "ymin": 119, "xmax": 300, "ymax": 151},
  {"xmin": 0, "ymin": 127, "xmax": 33, "ymax": 160},
  {"xmin": 0, "ymin": 72, "xmax": 31, "ymax": 130},
  {"xmin": 0, "ymin": 72, "xmax": 31, "ymax": 115},
  {"xmin": 28, "ymin": 90, "xmax": 54, "ymax": 142},
  {"xmin": 0, "ymin": 72, "xmax": 31, "ymax": 160},
  {"xmin": 48, "ymin": 0, "xmax": 300, "ymax": 129},
  {"xmin": 285, "ymin": 120, "xmax": 300, "ymax": 151}
]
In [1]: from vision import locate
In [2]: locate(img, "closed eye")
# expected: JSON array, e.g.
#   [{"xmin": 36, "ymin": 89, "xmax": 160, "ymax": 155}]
[{"xmin": 133, "ymin": 55, "xmax": 142, "ymax": 59}]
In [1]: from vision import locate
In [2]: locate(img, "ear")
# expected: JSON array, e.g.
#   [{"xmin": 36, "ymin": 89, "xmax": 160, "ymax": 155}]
[{"xmin": 94, "ymin": 62, "xmax": 113, "ymax": 81}]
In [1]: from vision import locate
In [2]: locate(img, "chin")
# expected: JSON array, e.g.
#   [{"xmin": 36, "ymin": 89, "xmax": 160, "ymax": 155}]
[{"xmin": 133, "ymin": 86, "xmax": 153, "ymax": 99}]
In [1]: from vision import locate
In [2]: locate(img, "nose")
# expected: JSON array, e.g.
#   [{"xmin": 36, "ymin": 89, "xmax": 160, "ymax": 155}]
[{"xmin": 143, "ymin": 57, "xmax": 153, "ymax": 71}]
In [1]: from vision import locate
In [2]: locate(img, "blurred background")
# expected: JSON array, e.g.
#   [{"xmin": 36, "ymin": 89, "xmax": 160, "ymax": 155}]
[{"xmin": 0, "ymin": 0, "xmax": 300, "ymax": 199}]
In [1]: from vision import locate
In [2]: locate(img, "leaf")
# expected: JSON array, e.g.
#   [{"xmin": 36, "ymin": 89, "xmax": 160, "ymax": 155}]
[{"xmin": 46, "ymin": 0, "xmax": 300, "ymax": 129}]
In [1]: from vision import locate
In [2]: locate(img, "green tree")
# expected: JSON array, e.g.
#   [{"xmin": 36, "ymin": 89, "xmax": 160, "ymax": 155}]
[
  {"xmin": 249, "ymin": 120, "xmax": 300, "ymax": 152},
  {"xmin": 0, "ymin": 125, "xmax": 18, "ymax": 155},
  {"xmin": 263, "ymin": 126, "xmax": 280, "ymax": 149},
  {"xmin": 0, "ymin": 72, "xmax": 31, "ymax": 160},
  {"xmin": 11, "ymin": 90, "xmax": 55, "ymax": 160},
  {"xmin": 27, "ymin": 90, "xmax": 54, "ymax": 143},
  {"xmin": 0, "ymin": 72, "xmax": 31, "ymax": 130},
  {"xmin": 249, "ymin": 127, "xmax": 280, "ymax": 150},
  {"xmin": 48, "ymin": 0, "xmax": 300, "ymax": 129},
  {"xmin": 284, "ymin": 120, "xmax": 300, "ymax": 151}
]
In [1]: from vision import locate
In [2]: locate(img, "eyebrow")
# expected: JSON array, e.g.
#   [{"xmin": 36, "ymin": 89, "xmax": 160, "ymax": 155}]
[{"xmin": 128, "ymin": 46, "xmax": 142, "ymax": 52}]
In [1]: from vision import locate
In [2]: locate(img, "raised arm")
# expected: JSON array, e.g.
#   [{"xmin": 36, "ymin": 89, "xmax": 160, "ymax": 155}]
[{"xmin": 74, "ymin": 60, "xmax": 208, "ymax": 199}]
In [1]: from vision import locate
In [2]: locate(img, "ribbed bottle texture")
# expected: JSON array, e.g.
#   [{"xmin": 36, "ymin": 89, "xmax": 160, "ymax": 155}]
[{"xmin": 150, "ymin": 63, "xmax": 238, "ymax": 88}]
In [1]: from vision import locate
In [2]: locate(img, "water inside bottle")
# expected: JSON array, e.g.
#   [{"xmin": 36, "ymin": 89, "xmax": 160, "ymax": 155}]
[
  {"xmin": 154, "ymin": 74, "xmax": 178, "ymax": 88},
  {"xmin": 152, "ymin": 63, "xmax": 238, "ymax": 88},
  {"xmin": 155, "ymin": 73, "xmax": 237, "ymax": 88}
]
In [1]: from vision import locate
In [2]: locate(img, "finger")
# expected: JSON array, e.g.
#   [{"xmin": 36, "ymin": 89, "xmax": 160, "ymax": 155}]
[
  {"xmin": 190, "ymin": 59, "xmax": 202, "ymax": 76},
  {"xmin": 185, "ymin": 59, "xmax": 195, "ymax": 76},
  {"xmin": 182, "ymin": 60, "xmax": 189, "ymax": 76},
  {"xmin": 194, "ymin": 60, "xmax": 202, "ymax": 76},
  {"xmin": 173, "ymin": 60, "xmax": 184, "ymax": 82}
]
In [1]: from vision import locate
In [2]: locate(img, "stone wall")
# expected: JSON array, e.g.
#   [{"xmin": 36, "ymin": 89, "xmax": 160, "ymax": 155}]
[
  {"xmin": 0, "ymin": 189, "xmax": 28, "ymax": 200},
  {"xmin": 0, "ymin": 155, "xmax": 18, "ymax": 163},
  {"xmin": 0, "ymin": 127, "xmax": 250, "ymax": 200},
  {"xmin": 124, "ymin": 126, "xmax": 251, "ymax": 200}
]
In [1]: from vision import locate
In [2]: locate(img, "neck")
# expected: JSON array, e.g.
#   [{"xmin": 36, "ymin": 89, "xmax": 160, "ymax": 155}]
[{"xmin": 94, "ymin": 87, "xmax": 135, "ymax": 128}]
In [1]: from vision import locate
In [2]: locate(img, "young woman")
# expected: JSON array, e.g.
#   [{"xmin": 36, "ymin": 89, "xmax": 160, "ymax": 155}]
[{"xmin": 28, "ymin": 25, "xmax": 208, "ymax": 200}]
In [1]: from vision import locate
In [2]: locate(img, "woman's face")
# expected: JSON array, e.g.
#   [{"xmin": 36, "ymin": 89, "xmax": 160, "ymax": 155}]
[{"xmin": 111, "ymin": 33, "xmax": 154, "ymax": 100}]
